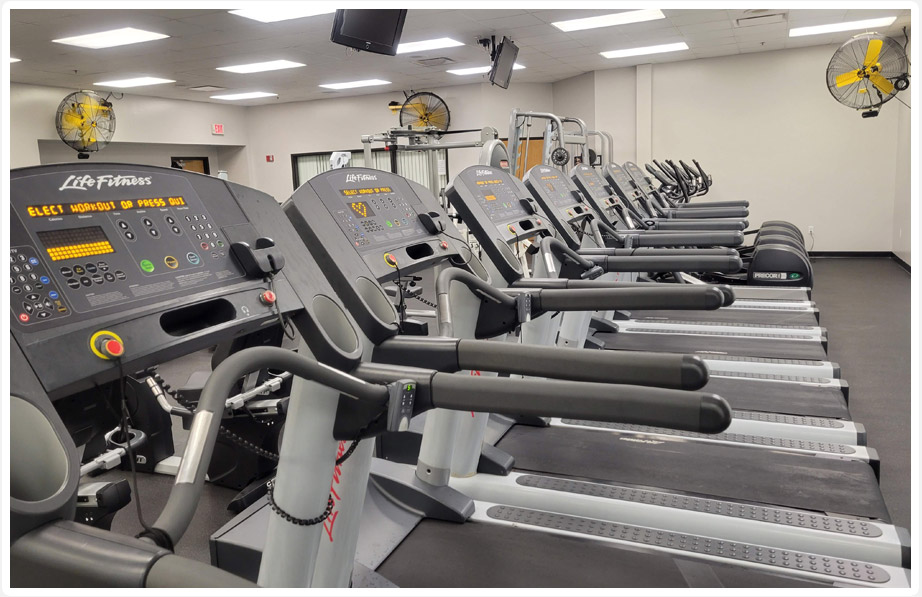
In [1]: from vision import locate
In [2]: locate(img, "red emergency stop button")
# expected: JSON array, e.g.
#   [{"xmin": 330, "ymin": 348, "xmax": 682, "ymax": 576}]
[
  {"xmin": 90, "ymin": 330, "xmax": 125, "ymax": 360},
  {"xmin": 260, "ymin": 290, "xmax": 277, "ymax": 305},
  {"xmin": 440, "ymin": 241, "xmax": 448, "ymax": 250},
  {"xmin": 104, "ymin": 339, "xmax": 124, "ymax": 357},
  {"xmin": 508, "ymin": 225, "xmax": 517, "ymax": 234},
  {"xmin": 384, "ymin": 253, "xmax": 398, "ymax": 268}
]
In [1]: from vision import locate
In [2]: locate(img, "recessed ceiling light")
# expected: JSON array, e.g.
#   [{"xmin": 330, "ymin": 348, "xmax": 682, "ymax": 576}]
[
  {"xmin": 188, "ymin": 85, "xmax": 226, "ymax": 92},
  {"xmin": 229, "ymin": 8, "xmax": 335, "ymax": 23},
  {"xmin": 318, "ymin": 79, "xmax": 391, "ymax": 90},
  {"xmin": 446, "ymin": 63, "xmax": 525, "ymax": 76},
  {"xmin": 94, "ymin": 77, "xmax": 175, "ymax": 88},
  {"xmin": 211, "ymin": 91, "xmax": 278, "ymax": 100},
  {"xmin": 789, "ymin": 17, "xmax": 897, "ymax": 37},
  {"xmin": 553, "ymin": 9, "xmax": 665, "ymax": 32},
  {"xmin": 601, "ymin": 42, "xmax": 689, "ymax": 59},
  {"xmin": 53, "ymin": 27, "xmax": 169, "ymax": 49},
  {"xmin": 10, "ymin": 57, "xmax": 21, "ymax": 63},
  {"xmin": 217, "ymin": 59, "xmax": 306, "ymax": 74},
  {"xmin": 396, "ymin": 37, "xmax": 464, "ymax": 54}
]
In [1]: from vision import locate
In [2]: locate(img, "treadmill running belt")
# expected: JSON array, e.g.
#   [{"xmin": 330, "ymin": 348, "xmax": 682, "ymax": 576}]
[
  {"xmin": 495, "ymin": 426, "xmax": 890, "ymax": 522},
  {"xmin": 703, "ymin": 377, "xmax": 849, "ymax": 419},
  {"xmin": 594, "ymin": 332, "xmax": 827, "ymax": 360},
  {"xmin": 376, "ymin": 519, "xmax": 825, "ymax": 588},
  {"xmin": 628, "ymin": 309, "xmax": 819, "ymax": 326}
]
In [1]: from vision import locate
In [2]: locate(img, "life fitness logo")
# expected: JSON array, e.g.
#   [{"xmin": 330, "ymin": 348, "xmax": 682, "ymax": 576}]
[
  {"xmin": 58, "ymin": 174, "xmax": 153, "ymax": 192},
  {"xmin": 344, "ymin": 173, "xmax": 377, "ymax": 183},
  {"xmin": 323, "ymin": 440, "xmax": 349, "ymax": 542},
  {"xmin": 475, "ymin": 169, "xmax": 494, "ymax": 177}
]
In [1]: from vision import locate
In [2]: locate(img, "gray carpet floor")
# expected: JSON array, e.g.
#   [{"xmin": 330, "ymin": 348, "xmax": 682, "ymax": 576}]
[
  {"xmin": 809, "ymin": 257, "xmax": 912, "ymax": 530},
  {"xmin": 91, "ymin": 257, "xmax": 913, "ymax": 565}
]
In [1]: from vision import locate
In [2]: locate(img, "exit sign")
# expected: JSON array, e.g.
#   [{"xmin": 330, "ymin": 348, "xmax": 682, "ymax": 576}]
[{"xmin": 212, "ymin": 123, "xmax": 224, "ymax": 135}]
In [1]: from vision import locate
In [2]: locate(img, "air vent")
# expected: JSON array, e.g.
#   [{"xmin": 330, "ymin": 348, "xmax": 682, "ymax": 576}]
[
  {"xmin": 734, "ymin": 13, "xmax": 786, "ymax": 27},
  {"xmin": 415, "ymin": 57, "xmax": 456, "ymax": 67},
  {"xmin": 188, "ymin": 85, "xmax": 226, "ymax": 92}
]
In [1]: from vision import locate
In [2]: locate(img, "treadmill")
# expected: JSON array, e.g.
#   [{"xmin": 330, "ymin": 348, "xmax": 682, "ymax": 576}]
[
  {"xmin": 621, "ymin": 160, "xmax": 814, "ymax": 293},
  {"xmin": 448, "ymin": 166, "xmax": 829, "ymax": 363},
  {"xmin": 437, "ymin": 167, "xmax": 858, "ymax": 445},
  {"xmin": 524, "ymin": 164, "xmax": 823, "ymax": 331},
  {"xmin": 272, "ymin": 167, "xmax": 907, "ymax": 586},
  {"xmin": 573, "ymin": 163, "xmax": 817, "ymax": 307}
]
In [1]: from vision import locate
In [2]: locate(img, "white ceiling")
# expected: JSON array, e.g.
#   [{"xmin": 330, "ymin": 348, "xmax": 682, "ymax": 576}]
[{"xmin": 9, "ymin": 7, "xmax": 912, "ymax": 105}]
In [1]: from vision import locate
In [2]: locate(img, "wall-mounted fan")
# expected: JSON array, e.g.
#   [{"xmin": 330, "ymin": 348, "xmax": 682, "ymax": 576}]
[
  {"xmin": 826, "ymin": 33, "xmax": 910, "ymax": 118},
  {"xmin": 55, "ymin": 90, "xmax": 116, "ymax": 159},
  {"xmin": 393, "ymin": 91, "xmax": 451, "ymax": 131}
]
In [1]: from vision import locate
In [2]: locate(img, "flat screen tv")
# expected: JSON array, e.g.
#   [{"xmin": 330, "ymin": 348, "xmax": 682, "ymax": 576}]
[
  {"xmin": 489, "ymin": 37, "xmax": 519, "ymax": 89},
  {"xmin": 330, "ymin": 9, "xmax": 408, "ymax": 56}
]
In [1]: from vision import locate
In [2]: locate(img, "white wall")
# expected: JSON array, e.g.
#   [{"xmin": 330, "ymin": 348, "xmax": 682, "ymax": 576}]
[
  {"xmin": 10, "ymin": 83, "xmax": 250, "ymax": 179},
  {"xmin": 651, "ymin": 44, "xmax": 901, "ymax": 252},
  {"xmin": 593, "ymin": 67, "xmax": 637, "ymax": 165},
  {"xmin": 38, "ymin": 140, "xmax": 225, "ymax": 173},
  {"xmin": 245, "ymin": 82, "xmax": 554, "ymax": 202},
  {"xmin": 890, "ymin": 45, "xmax": 912, "ymax": 265}
]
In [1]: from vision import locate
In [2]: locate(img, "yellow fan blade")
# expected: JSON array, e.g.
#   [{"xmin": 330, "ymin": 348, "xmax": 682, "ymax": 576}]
[
  {"xmin": 868, "ymin": 73, "xmax": 894, "ymax": 95},
  {"xmin": 864, "ymin": 38, "xmax": 883, "ymax": 67},
  {"xmin": 61, "ymin": 111, "xmax": 86, "ymax": 128},
  {"xmin": 836, "ymin": 69, "xmax": 861, "ymax": 87}
]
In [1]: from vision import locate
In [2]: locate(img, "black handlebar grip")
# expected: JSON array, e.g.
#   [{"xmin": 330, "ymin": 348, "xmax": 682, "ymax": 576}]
[
  {"xmin": 429, "ymin": 373, "xmax": 732, "ymax": 434},
  {"xmin": 534, "ymin": 285, "xmax": 725, "ymax": 312}
]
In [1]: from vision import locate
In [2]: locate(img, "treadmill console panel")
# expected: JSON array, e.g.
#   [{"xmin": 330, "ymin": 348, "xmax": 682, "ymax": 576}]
[
  {"xmin": 10, "ymin": 165, "xmax": 301, "ymax": 398},
  {"xmin": 446, "ymin": 166, "xmax": 554, "ymax": 283},
  {"xmin": 624, "ymin": 161, "xmax": 657, "ymax": 194},
  {"xmin": 304, "ymin": 168, "xmax": 462, "ymax": 280},
  {"xmin": 570, "ymin": 164, "xmax": 624, "ymax": 225},
  {"xmin": 523, "ymin": 165, "xmax": 592, "ymax": 249},
  {"xmin": 287, "ymin": 168, "xmax": 471, "ymax": 342},
  {"xmin": 11, "ymin": 173, "xmax": 236, "ymax": 326},
  {"xmin": 604, "ymin": 163, "xmax": 645, "ymax": 202}
]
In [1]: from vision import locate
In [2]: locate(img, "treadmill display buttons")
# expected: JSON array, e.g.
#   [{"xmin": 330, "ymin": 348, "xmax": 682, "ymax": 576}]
[{"xmin": 9, "ymin": 246, "xmax": 69, "ymax": 326}]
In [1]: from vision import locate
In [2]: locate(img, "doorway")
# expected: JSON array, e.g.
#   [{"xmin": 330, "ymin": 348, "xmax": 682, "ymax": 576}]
[{"xmin": 171, "ymin": 157, "xmax": 210, "ymax": 175}]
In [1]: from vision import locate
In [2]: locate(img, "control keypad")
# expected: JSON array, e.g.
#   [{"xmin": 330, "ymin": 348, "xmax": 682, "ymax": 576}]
[{"xmin": 10, "ymin": 246, "xmax": 70, "ymax": 325}]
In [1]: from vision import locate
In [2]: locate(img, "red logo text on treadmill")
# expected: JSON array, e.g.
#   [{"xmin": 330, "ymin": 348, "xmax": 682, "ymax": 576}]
[{"xmin": 323, "ymin": 440, "xmax": 348, "ymax": 542}]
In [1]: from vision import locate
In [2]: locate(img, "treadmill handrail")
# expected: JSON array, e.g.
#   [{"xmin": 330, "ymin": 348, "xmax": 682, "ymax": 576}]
[
  {"xmin": 148, "ymin": 347, "xmax": 390, "ymax": 547},
  {"xmin": 429, "ymin": 374, "xmax": 732, "ymax": 434},
  {"xmin": 372, "ymin": 335, "xmax": 709, "ymax": 389}
]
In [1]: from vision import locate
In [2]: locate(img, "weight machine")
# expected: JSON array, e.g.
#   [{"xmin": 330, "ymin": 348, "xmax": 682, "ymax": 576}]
[
  {"xmin": 360, "ymin": 126, "xmax": 507, "ymax": 203},
  {"xmin": 507, "ymin": 109, "xmax": 590, "ymax": 178}
]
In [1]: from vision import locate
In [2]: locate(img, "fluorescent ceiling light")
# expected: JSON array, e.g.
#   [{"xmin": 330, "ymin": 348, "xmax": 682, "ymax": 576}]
[
  {"xmin": 229, "ymin": 8, "xmax": 335, "ymax": 23},
  {"xmin": 211, "ymin": 91, "xmax": 278, "ymax": 100},
  {"xmin": 553, "ymin": 9, "xmax": 665, "ymax": 32},
  {"xmin": 789, "ymin": 17, "xmax": 897, "ymax": 37},
  {"xmin": 396, "ymin": 37, "xmax": 464, "ymax": 54},
  {"xmin": 95, "ymin": 76, "xmax": 175, "ymax": 88},
  {"xmin": 53, "ymin": 27, "xmax": 169, "ymax": 49},
  {"xmin": 447, "ymin": 63, "xmax": 526, "ymax": 76},
  {"xmin": 601, "ymin": 42, "xmax": 689, "ymax": 59},
  {"xmin": 319, "ymin": 79, "xmax": 391, "ymax": 90},
  {"xmin": 217, "ymin": 59, "xmax": 305, "ymax": 74},
  {"xmin": 10, "ymin": 57, "xmax": 21, "ymax": 63}
]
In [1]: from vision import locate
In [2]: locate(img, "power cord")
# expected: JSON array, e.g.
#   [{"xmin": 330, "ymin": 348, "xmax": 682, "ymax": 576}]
[
  {"xmin": 438, "ymin": 221, "xmax": 476, "ymax": 267},
  {"xmin": 265, "ymin": 273, "xmax": 296, "ymax": 340},
  {"xmin": 114, "ymin": 358, "xmax": 175, "ymax": 551}
]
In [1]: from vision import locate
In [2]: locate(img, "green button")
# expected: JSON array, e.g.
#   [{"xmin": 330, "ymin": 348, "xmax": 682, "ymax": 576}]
[
  {"xmin": 140, "ymin": 259, "xmax": 154, "ymax": 273},
  {"xmin": 790, "ymin": 273, "xmax": 801, "ymax": 279},
  {"xmin": 386, "ymin": 220, "xmax": 393, "ymax": 227}
]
